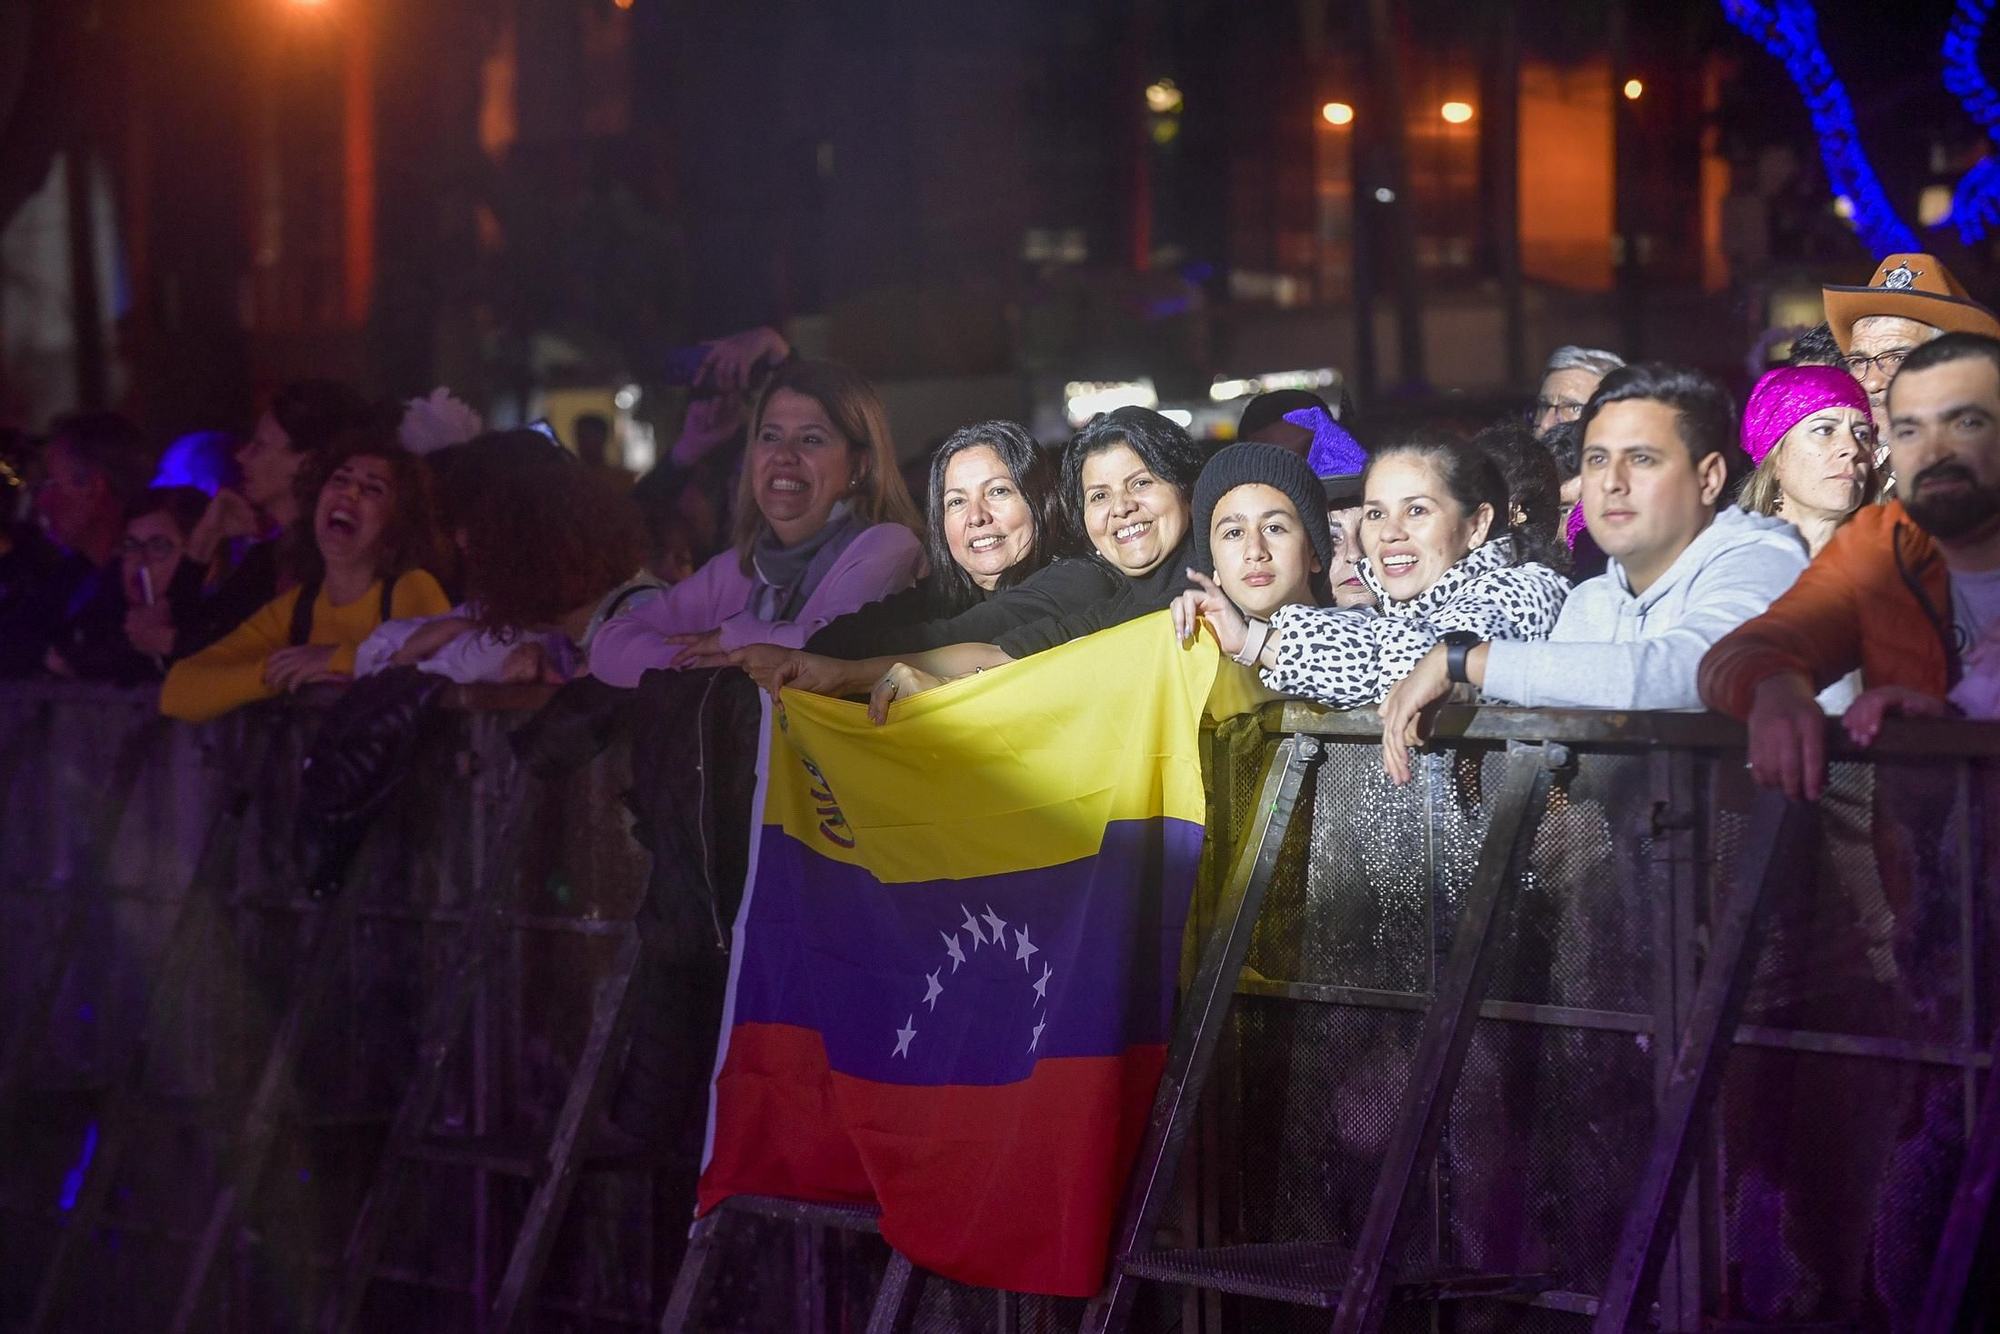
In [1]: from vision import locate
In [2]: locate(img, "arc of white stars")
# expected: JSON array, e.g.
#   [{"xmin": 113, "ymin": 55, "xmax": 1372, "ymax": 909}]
[
  {"xmin": 1033, "ymin": 962, "xmax": 1051, "ymax": 1003},
  {"xmin": 922, "ymin": 970, "xmax": 943, "ymax": 1011},
  {"xmin": 959, "ymin": 903, "xmax": 986, "ymax": 949},
  {"xmin": 1014, "ymin": 925, "xmax": 1039, "ymax": 972},
  {"xmin": 942, "ymin": 931, "xmax": 965, "ymax": 972},
  {"xmin": 982, "ymin": 904, "xmax": 1008, "ymax": 946},
  {"xmin": 1029, "ymin": 1016, "xmax": 1046, "ymax": 1053},
  {"xmin": 893, "ymin": 1015, "xmax": 916, "ymax": 1058}
]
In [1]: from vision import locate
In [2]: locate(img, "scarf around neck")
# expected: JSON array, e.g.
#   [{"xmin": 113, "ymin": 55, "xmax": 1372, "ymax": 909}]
[{"xmin": 749, "ymin": 501, "xmax": 867, "ymax": 622}]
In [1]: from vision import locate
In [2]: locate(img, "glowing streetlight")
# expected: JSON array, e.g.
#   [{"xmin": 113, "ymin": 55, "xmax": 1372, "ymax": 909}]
[
  {"xmin": 1440, "ymin": 101, "xmax": 1475, "ymax": 124},
  {"xmin": 1623, "ymin": 78, "xmax": 1644, "ymax": 100},
  {"xmin": 1321, "ymin": 102, "xmax": 1354, "ymax": 126},
  {"xmin": 614, "ymin": 0, "xmax": 635, "ymax": 8},
  {"xmin": 1144, "ymin": 79, "xmax": 1184, "ymax": 115}
]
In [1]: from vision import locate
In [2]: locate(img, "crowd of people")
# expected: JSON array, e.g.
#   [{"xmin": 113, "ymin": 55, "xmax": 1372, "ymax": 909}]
[{"xmin": 3, "ymin": 251, "xmax": 1999, "ymax": 808}]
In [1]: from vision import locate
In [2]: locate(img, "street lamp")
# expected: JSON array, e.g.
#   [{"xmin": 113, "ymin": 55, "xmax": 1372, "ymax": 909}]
[
  {"xmin": 1623, "ymin": 78, "xmax": 1644, "ymax": 100},
  {"xmin": 1440, "ymin": 101, "xmax": 1474, "ymax": 124},
  {"xmin": 1321, "ymin": 102, "xmax": 1354, "ymax": 127}
]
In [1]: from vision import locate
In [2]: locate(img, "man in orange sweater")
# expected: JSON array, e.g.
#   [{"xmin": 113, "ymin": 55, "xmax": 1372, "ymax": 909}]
[{"xmin": 1700, "ymin": 332, "xmax": 2000, "ymax": 799}]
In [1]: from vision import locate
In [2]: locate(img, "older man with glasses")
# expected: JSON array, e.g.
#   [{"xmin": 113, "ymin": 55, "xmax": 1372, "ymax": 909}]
[
  {"xmin": 1823, "ymin": 251, "xmax": 2000, "ymax": 445},
  {"xmin": 1531, "ymin": 345, "xmax": 1625, "ymax": 437}
]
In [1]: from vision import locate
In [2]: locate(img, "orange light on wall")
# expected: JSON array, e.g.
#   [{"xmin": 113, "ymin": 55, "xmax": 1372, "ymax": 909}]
[
  {"xmin": 1440, "ymin": 101, "xmax": 1475, "ymax": 124},
  {"xmin": 1321, "ymin": 102, "xmax": 1354, "ymax": 126},
  {"xmin": 1623, "ymin": 78, "xmax": 1644, "ymax": 100}
]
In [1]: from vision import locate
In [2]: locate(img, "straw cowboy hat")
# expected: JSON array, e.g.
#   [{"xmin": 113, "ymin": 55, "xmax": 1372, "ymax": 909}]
[{"xmin": 1823, "ymin": 253, "xmax": 2000, "ymax": 352}]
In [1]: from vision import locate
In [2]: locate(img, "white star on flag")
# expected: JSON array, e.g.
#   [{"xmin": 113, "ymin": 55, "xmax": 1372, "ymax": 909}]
[
  {"xmin": 894, "ymin": 1015, "xmax": 917, "ymax": 1058},
  {"xmin": 1014, "ymin": 925, "xmax": 1038, "ymax": 971},
  {"xmin": 1033, "ymin": 962, "xmax": 1051, "ymax": 1003},
  {"xmin": 960, "ymin": 903, "xmax": 986, "ymax": 948},
  {"xmin": 942, "ymin": 931, "xmax": 965, "ymax": 972},
  {"xmin": 982, "ymin": 904, "xmax": 1008, "ymax": 945},
  {"xmin": 1029, "ymin": 1016, "xmax": 1046, "ymax": 1052},
  {"xmin": 922, "ymin": 970, "xmax": 943, "ymax": 1011}
]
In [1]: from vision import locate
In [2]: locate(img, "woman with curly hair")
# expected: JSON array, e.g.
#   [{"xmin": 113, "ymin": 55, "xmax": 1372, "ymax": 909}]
[
  {"xmin": 160, "ymin": 432, "xmax": 450, "ymax": 721},
  {"xmin": 356, "ymin": 431, "xmax": 655, "ymax": 684}
]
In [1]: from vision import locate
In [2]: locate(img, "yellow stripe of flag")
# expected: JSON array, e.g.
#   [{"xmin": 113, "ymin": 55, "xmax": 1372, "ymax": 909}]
[{"xmin": 767, "ymin": 612, "xmax": 1220, "ymax": 884}]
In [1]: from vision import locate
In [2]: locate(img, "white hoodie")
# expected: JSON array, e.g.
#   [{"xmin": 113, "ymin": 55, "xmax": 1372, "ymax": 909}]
[{"xmin": 1482, "ymin": 507, "xmax": 1808, "ymax": 711}]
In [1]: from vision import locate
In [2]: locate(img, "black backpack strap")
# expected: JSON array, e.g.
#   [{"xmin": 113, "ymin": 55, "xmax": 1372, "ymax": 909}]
[
  {"xmin": 288, "ymin": 574, "xmax": 324, "ymax": 647},
  {"xmin": 379, "ymin": 573, "xmax": 396, "ymax": 623}
]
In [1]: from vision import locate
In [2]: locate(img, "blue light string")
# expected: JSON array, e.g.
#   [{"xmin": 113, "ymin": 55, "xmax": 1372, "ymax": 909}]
[
  {"xmin": 1723, "ymin": 0, "xmax": 1920, "ymax": 257},
  {"xmin": 1943, "ymin": 0, "xmax": 2000, "ymax": 241}
]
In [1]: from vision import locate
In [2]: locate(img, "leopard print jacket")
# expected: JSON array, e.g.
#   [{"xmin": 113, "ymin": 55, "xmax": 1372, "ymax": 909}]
[{"xmin": 1261, "ymin": 536, "xmax": 1569, "ymax": 707}]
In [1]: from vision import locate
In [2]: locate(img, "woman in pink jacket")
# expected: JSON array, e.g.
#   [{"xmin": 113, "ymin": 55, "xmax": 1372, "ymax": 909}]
[{"xmin": 589, "ymin": 359, "xmax": 926, "ymax": 686}]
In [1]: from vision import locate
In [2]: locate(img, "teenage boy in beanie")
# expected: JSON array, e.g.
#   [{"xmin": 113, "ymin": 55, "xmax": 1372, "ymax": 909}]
[
  {"xmin": 1378, "ymin": 365, "xmax": 1808, "ymax": 779},
  {"xmin": 1183, "ymin": 443, "xmax": 1332, "ymax": 625},
  {"xmin": 1703, "ymin": 332, "xmax": 2000, "ymax": 799}
]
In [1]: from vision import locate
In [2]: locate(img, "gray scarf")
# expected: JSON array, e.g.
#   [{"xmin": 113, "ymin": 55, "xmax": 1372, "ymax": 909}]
[{"xmin": 748, "ymin": 501, "xmax": 868, "ymax": 622}]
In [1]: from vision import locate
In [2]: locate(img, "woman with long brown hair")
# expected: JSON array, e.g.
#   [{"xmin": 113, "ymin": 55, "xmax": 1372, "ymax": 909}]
[{"xmin": 589, "ymin": 359, "xmax": 925, "ymax": 687}]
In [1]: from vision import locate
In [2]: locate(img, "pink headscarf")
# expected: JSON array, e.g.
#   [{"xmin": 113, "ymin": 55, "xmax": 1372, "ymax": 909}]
[{"xmin": 1741, "ymin": 366, "xmax": 1871, "ymax": 467}]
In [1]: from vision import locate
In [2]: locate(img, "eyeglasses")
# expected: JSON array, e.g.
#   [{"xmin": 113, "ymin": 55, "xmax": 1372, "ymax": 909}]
[
  {"xmin": 118, "ymin": 536, "xmax": 178, "ymax": 562},
  {"xmin": 1838, "ymin": 348, "xmax": 1913, "ymax": 378},
  {"xmin": 1531, "ymin": 398, "xmax": 1586, "ymax": 424}
]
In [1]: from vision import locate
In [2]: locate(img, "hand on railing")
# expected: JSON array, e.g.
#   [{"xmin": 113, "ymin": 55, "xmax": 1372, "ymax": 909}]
[
  {"xmin": 1379, "ymin": 646, "xmax": 1453, "ymax": 786},
  {"xmin": 1843, "ymin": 685, "xmax": 1952, "ymax": 747},
  {"xmin": 1745, "ymin": 674, "xmax": 1828, "ymax": 802}
]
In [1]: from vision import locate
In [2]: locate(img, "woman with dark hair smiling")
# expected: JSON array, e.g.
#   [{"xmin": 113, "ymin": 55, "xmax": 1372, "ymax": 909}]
[
  {"xmin": 744, "ymin": 406, "xmax": 1205, "ymax": 716},
  {"xmin": 1179, "ymin": 431, "xmax": 1568, "ymax": 708},
  {"xmin": 796, "ymin": 420, "xmax": 1111, "ymax": 660}
]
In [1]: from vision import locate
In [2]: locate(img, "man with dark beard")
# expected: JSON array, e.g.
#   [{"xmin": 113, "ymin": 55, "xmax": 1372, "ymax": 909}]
[{"xmin": 1701, "ymin": 332, "xmax": 2000, "ymax": 799}]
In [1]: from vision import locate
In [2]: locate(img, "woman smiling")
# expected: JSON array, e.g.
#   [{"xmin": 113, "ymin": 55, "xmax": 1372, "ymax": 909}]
[
  {"xmin": 159, "ymin": 434, "xmax": 450, "ymax": 721},
  {"xmin": 587, "ymin": 360, "xmax": 926, "ymax": 688},
  {"xmin": 797, "ymin": 420, "xmax": 1115, "ymax": 660},
  {"xmin": 1181, "ymin": 432, "xmax": 1569, "ymax": 707},
  {"xmin": 743, "ymin": 407, "xmax": 1205, "ymax": 719}
]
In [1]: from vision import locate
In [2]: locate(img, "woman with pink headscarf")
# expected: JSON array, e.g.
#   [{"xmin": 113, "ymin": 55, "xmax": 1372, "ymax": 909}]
[
  {"xmin": 1734, "ymin": 365, "xmax": 1882, "ymax": 714},
  {"xmin": 1736, "ymin": 366, "xmax": 1880, "ymax": 559}
]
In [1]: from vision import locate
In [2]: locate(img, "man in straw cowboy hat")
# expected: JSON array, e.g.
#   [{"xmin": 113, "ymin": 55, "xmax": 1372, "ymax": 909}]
[{"xmin": 1823, "ymin": 252, "xmax": 2000, "ymax": 439}]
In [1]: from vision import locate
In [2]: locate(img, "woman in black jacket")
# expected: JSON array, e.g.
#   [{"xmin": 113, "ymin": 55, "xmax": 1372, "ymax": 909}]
[{"xmin": 803, "ymin": 419, "xmax": 1116, "ymax": 658}]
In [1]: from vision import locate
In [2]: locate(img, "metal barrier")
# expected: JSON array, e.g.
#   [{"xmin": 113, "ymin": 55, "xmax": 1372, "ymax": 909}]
[{"xmin": 0, "ymin": 685, "xmax": 1994, "ymax": 1332}]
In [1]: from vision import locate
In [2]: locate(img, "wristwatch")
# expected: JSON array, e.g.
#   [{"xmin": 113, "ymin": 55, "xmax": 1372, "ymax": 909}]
[{"xmin": 1439, "ymin": 631, "xmax": 1482, "ymax": 684}]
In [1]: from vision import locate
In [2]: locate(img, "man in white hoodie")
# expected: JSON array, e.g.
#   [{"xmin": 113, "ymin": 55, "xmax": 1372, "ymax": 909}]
[{"xmin": 1379, "ymin": 363, "xmax": 1808, "ymax": 782}]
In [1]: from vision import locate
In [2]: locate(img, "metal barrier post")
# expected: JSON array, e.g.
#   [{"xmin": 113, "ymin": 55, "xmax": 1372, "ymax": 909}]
[
  {"xmin": 1593, "ymin": 791, "xmax": 1806, "ymax": 1333},
  {"xmin": 1327, "ymin": 742, "xmax": 1560, "ymax": 1333},
  {"xmin": 1080, "ymin": 734, "xmax": 1322, "ymax": 1334}
]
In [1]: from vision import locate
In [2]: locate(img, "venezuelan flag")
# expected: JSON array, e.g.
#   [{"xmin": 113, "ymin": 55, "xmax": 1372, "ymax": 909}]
[{"xmin": 698, "ymin": 613, "xmax": 1219, "ymax": 1296}]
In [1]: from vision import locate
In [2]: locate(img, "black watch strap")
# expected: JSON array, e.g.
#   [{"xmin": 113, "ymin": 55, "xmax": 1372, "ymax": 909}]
[{"xmin": 1441, "ymin": 631, "xmax": 1481, "ymax": 684}]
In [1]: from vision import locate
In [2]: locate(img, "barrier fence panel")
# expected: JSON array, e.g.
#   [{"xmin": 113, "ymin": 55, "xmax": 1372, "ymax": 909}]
[{"xmin": 0, "ymin": 686, "xmax": 1995, "ymax": 1333}]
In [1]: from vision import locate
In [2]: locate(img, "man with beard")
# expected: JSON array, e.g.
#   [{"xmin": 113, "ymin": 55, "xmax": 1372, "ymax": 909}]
[{"xmin": 1701, "ymin": 332, "xmax": 2000, "ymax": 799}]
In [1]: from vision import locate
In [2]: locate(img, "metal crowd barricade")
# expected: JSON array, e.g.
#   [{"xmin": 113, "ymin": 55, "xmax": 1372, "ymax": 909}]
[
  {"xmin": 1092, "ymin": 704, "xmax": 1998, "ymax": 1334},
  {"xmin": 1, "ymin": 685, "xmax": 1995, "ymax": 1332}
]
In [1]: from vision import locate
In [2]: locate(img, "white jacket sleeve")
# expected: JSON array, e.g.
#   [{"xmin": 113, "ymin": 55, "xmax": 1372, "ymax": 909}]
[
  {"xmin": 354, "ymin": 611, "xmax": 463, "ymax": 679},
  {"xmin": 1483, "ymin": 542, "xmax": 1808, "ymax": 709}
]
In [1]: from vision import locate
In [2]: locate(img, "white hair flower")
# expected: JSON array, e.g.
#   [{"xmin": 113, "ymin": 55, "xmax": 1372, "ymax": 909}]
[{"xmin": 398, "ymin": 387, "xmax": 484, "ymax": 455}]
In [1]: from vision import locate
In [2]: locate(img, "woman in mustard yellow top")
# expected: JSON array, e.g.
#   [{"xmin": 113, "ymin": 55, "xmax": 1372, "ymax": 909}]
[{"xmin": 162, "ymin": 435, "xmax": 450, "ymax": 722}]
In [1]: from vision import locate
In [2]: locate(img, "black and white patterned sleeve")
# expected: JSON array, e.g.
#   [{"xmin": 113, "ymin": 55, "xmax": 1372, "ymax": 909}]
[
  {"xmin": 1259, "ymin": 606, "xmax": 1437, "ymax": 707},
  {"xmin": 1433, "ymin": 564, "xmax": 1569, "ymax": 642}
]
